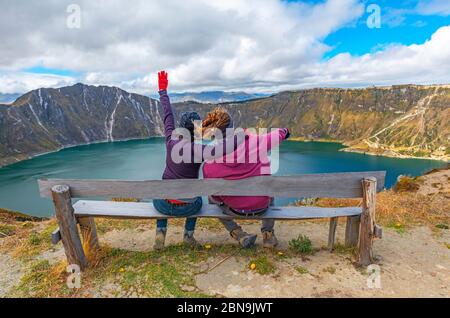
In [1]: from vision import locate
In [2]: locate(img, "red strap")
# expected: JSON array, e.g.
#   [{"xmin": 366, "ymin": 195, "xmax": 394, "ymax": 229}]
[{"xmin": 167, "ymin": 199, "xmax": 187, "ymax": 204}]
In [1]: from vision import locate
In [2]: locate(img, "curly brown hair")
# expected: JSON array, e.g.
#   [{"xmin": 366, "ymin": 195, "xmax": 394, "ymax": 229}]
[{"xmin": 202, "ymin": 107, "xmax": 231, "ymax": 138}]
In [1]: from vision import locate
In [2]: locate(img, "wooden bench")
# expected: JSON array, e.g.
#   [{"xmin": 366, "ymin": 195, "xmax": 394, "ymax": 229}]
[{"xmin": 37, "ymin": 171, "xmax": 385, "ymax": 270}]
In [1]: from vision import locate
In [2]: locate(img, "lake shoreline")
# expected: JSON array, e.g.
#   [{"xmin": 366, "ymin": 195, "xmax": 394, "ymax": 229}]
[
  {"xmin": 0, "ymin": 136, "xmax": 157, "ymax": 169},
  {"xmin": 1, "ymin": 136, "xmax": 448, "ymax": 170},
  {"xmin": 289, "ymin": 137, "xmax": 449, "ymax": 163}
]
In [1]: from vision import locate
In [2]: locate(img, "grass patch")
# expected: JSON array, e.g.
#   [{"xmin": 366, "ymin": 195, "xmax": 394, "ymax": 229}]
[
  {"xmin": 11, "ymin": 244, "xmax": 213, "ymax": 298},
  {"xmin": 10, "ymin": 260, "xmax": 72, "ymax": 297},
  {"xmin": 10, "ymin": 221, "xmax": 59, "ymax": 260},
  {"xmin": 289, "ymin": 235, "xmax": 314, "ymax": 255},
  {"xmin": 322, "ymin": 266, "xmax": 336, "ymax": 274},
  {"xmin": 28, "ymin": 231, "xmax": 41, "ymax": 246},
  {"xmin": 88, "ymin": 246, "xmax": 211, "ymax": 297},
  {"xmin": 295, "ymin": 266, "xmax": 309, "ymax": 274},
  {"xmin": 435, "ymin": 223, "xmax": 449, "ymax": 230},
  {"xmin": 333, "ymin": 243, "xmax": 357, "ymax": 256},
  {"xmin": 310, "ymin": 191, "xmax": 449, "ymax": 228},
  {"xmin": 387, "ymin": 222, "xmax": 407, "ymax": 234},
  {"xmin": 0, "ymin": 223, "xmax": 16, "ymax": 236},
  {"xmin": 303, "ymin": 168, "xmax": 450, "ymax": 228},
  {"xmin": 248, "ymin": 256, "xmax": 276, "ymax": 275}
]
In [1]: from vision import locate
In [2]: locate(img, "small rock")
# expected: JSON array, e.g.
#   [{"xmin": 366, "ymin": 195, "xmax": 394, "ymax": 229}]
[{"xmin": 181, "ymin": 285, "xmax": 196, "ymax": 292}]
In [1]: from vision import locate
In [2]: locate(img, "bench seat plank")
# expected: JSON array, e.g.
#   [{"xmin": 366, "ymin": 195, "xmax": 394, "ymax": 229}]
[
  {"xmin": 73, "ymin": 200, "xmax": 362, "ymax": 220},
  {"xmin": 39, "ymin": 171, "xmax": 386, "ymax": 199}
]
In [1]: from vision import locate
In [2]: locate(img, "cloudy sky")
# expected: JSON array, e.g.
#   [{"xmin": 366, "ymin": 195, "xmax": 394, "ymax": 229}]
[{"xmin": 0, "ymin": 0, "xmax": 449, "ymax": 95}]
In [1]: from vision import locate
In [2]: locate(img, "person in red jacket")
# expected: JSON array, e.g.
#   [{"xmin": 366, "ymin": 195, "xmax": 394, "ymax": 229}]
[{"xmin": 202, "ymin": 108, "xmax": 290, "ymax": 248}]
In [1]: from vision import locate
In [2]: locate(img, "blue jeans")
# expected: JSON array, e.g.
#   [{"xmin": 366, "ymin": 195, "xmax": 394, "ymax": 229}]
[{"xmin": 153, "ymin": 197, "xmax": 202, "ymax": 232}]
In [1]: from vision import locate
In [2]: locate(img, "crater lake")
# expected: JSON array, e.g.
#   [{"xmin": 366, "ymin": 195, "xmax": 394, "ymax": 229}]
[{"xmin": 0, "ymin": 138, "xmax": 446, "ymax": 218}]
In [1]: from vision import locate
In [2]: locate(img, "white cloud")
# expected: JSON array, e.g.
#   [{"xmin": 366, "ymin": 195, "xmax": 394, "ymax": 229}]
[
  {"xmin": 416, "ymin": 0, "xmax": 450, "ymax": 16},
  {"xmin": 0, "ymin": 0, "xmax": 364, "ymax": 93},
  {"xmin": 0, "ymin": 72, "xmax": 75, "ymax": 94},
  {"xmin": 0, "ymin": 0, "xmax": 449, "ymax": 95}
]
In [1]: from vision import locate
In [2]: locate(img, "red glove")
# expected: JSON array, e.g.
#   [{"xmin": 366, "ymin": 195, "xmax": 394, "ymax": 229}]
[{"xmin": 158, "ymin": 71, "xmax": 168, "ymax": 91}]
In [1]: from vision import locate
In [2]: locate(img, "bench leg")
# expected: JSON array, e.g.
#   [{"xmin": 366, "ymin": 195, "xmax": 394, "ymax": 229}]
[
  {"xmin": 328, "ymin": 217, "xmax": 338, "ymax": 252},
  {"xmin": 345, "ymin": 215, "xmax": 360, "ymax": 247},
  {"xmin": 357, "ymin": 177, "xmax": 377, "ymax": 266},
  {"xmin": 51, "ymin": 185, "xmax": 88, "ymax": 270},
  {"xmin": 78, "ymin": 217, "xmax": 99, "ymax": 258}
]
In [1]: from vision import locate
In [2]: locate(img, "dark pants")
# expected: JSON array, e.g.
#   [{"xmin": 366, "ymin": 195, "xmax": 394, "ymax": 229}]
[
  {"xmin": 153, "ymin": 197, "xmax": 202, "ymax": 232},
  {"xmin": 210, "ymin": 197, "xmax": 275, "ymax": 233}
]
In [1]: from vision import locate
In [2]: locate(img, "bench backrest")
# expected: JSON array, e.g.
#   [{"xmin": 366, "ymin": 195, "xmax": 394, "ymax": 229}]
[{"xmin": 38, "ymin": 171, "xmax": 386, "ymax": 200}]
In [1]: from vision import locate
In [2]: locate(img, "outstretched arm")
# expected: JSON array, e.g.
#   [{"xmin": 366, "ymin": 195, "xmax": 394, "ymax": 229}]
[
  {"xmin": 260, "ymin": 128, "xmax": 290, "ymax": 151},
  {"xmin": 158, "ymin": 71, "xmax": 175, "ymax": 143}
]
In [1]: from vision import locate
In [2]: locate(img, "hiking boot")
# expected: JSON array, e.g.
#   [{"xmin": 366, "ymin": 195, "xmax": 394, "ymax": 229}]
[
  {"xmin": 230, "ymin": 229, "xmax": 257, "ymax": 248},
  {"xmin": 262, "ymin": 230, "xmax": 278, "ymax": 248},
  {"xmin": 154, "ymin": 228, "xmax": 166, "ymax": 250},
  {"xmin": 183, "ymin": 231, "xmax": 199, "ymax": 247}
]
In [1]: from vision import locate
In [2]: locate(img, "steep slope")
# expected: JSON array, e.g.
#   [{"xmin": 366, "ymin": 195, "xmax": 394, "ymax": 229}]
[
  {"xmin": 0, "ymin": 83, "xmax": 448, "ymax": 166},
  {"xmin": 176, "ymin": 85, "xmax": 449, "ymax": 160},
  {"xmin": 0, "ymin": 84, "xmax": 165, "ymax": 166}
]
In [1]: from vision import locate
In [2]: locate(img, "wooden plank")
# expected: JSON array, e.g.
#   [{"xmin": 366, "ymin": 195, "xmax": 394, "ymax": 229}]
[
  {"xmin": 328, "ymin": 217, "xmax": 338, "ymax": 252},
  {"xmin": 77, "ymin": 217, "xmax": 99, "ymax": 257},
  {"xmin": 345, "ymin": 215, "xmax": 360, "ymax": 247},
  {"xmin": 374, "ymin": 225, "xmax": 383, "ymax": 239},
  {"xmin": 357, "ymin": 177, "xmax": 377, "ymax": 266},
  {"xmin": 38, "ymin": 171, "xmax": 386, "ymax": 199},
  {"xmin": 51, "ymin": 227, "xmax": 61, "ymax": 245},
  {"xmin": 72, "ymin": 200, "xmax": 362, "ymax": 220},
  {"xmin": 52, "ymin": 185, "xmax": 87, "ymax": 270}
]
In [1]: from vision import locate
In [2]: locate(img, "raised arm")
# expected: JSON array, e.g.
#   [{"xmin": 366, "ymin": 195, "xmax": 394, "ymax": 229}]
[
  {"xmin": 260, "ymin": 128, "xmax": 290, "ymax": 151},
  {"xmin": 158, "ymin": 71, "xmax": 175, "ymax": 143}
]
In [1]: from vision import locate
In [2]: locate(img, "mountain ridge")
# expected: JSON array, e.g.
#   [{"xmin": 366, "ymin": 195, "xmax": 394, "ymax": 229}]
[
  {"xmin": 0, "ymin": 83, "xmax": 448, "ymax": 167},
  {"xmin": 150, "ymin": 90, "xmax": 269, "ymax": 103}
]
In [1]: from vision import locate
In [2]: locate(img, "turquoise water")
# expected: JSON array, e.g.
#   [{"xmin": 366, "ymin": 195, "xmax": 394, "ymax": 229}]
[{"xmin": 0, "ymin": 138, "xmax": 446, "ymax": 217}]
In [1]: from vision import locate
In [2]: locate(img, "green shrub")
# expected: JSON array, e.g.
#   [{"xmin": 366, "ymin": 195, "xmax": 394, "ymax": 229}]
[
  {"xmin": 289, "ymin": 235, "xmax": 314, "ymax": 255},
  {"xmin": 28, "ymin": 231, "xmax": 42, "ymax": 246},
  {"xmin": 393, "ymin": 175, "xmax": 420, "ymax": 193},
  {"xmin": 295, "ymin": 266, "xmax": 309, "ymax": 274},
  {"xmin": 0, "ymin": 224, "xmax": 16, "ymax": 236}
]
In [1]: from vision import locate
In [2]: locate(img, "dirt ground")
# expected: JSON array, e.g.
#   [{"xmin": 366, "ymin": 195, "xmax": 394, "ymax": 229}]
[
  {"xmin": 418, "ymin": 169, "xmax": 450, "ymax": 196},
  {"xmin": 101, "ymin": 222, "xmax": 450, "ymax": 298},
  {"xmin": 2, "ymin": 220, "xmax": 447, "ymax": 298}
]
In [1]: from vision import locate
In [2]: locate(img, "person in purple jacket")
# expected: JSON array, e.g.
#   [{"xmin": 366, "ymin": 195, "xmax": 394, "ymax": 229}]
[{"xmin": 153, "ymin": 71, "xmax": 243, "ymax": 250}]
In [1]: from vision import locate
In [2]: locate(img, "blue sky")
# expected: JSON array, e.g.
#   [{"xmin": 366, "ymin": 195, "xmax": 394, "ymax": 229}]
[
  {"xmin": 24, "ymin": 66, "xmax": 78, "ymax": 77},
  {"xmin": 323, "ymin": 0, "xmax": 450, "ymax": 58},
  {"xmin": 1, "ymin": 0, "xmax": 449, "ymax": 94},
  {"xmin": 281, "ymin": 0, "xmax": 450, "ymax": 59}
]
